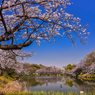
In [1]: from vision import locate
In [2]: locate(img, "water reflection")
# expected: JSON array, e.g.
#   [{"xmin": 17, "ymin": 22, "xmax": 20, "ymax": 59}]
[
  {"xmin": 60, "ymin": 83, "xmax": 62, "ymax": 89},
  {"xmin": 46, "ymin": 82, "xmax": 48, "ymax": 86},
  {"xmin": 63, "ymin": 76, "xmax": 95, "ymax": 92},
  {"xmin": 20, "ymin": 76, "xmax": 95, "ymax": 92}
]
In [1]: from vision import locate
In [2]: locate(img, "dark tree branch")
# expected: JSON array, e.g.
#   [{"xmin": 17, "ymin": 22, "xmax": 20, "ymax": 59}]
[
  {"xmin": 22, "ymin": 3, "xmax": 25, "ymax": 16},
  {"xmin": 0, "ymin": 11, "xmax": 8, "ymax": 33},
  {"xmin": 0, "ymin": 40, "xmax": 33, "ymax": 50},
  {"xmin": 0, "ymin": 17, "xmax": 26, "ymax": 42},
  {"xmin": 1, "ymin": 0, "xmax": 5, "ymax": 7}
]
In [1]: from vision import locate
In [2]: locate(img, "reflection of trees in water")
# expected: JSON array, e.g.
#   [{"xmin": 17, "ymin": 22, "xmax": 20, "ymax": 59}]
[
  {"xmin": 0, "ymin": 80, "xmax": 27, "ymax": 92},
  {"xmin": 20, "ymin": 76, "xmax": 63, "ymax": 87},
  {"xmin": 35, "ymin": 77, "xmax": 62, "ymax": 84},
  {"xmin": 20, "ymin": 77, "xmax": 43, "ymax": 87},
  {"xmin": 62, "ymin": 76, "xmax": 95, "ymax": 92},
  {"xmin": 63, "ymin": 80, "xmax": 73, "ymax": 87},
  {"xmin": 19, "ymin": 81, "xmax": 27, "ymax": 91},
  {"xmin": 62, "ymin": 76, "xmax": 74, "ymax": 87},
  {"xmin": 20, "ymin": 76, "xmax": 95, "ymax": 92},
  {"xmin": 73, "ymin": 79, "xmax": 95, "ymax": 92}
]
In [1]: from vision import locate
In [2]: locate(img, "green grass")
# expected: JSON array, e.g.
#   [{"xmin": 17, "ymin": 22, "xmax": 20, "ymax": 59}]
[
  {"xmin": 1, "ymin": 91, "xmax": 95, "ymax": 95},
  {"xmin": 0, "ymin": 76, "xmax": 12, "ymax": 85}
]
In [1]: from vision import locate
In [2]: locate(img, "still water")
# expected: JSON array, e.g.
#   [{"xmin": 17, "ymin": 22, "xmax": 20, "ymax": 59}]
[{"xmin": 21, "ymin": 76, "xmax": 95, "ymax": 92}]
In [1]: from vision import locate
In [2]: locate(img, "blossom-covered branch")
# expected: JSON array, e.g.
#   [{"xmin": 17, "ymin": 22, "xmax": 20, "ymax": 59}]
[{"xmin": 0, "ymin": 0, "xmax": 90, "ymax": 50}]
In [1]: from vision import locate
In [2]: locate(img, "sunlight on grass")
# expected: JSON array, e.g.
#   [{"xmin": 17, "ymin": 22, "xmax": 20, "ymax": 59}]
[{"xmin": 2, "ymin": 91, "xmax": 95, "ymax": 95}]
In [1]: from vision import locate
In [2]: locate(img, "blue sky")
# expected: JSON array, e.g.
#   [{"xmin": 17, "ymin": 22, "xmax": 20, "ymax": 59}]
[
  {"xmin": 19, "ymin": 0, "xmax": 95, "ymax": 68},
  {"xmin": 1, "ymin": 0, "xmax": 95, "ymax": 68},
  {"xmin": 20, "ymin": 0, "xmax": 95, "ymax": 68}
]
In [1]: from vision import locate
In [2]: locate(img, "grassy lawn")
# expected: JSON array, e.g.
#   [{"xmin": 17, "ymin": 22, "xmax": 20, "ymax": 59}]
[{"xmin": 0, "ymin": 91, "xmax": 95, "ymax": 95}]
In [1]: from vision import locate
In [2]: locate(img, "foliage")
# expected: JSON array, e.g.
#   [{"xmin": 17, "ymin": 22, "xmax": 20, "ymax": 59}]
[
  {"xmin": 67, "ymin": 50, "xmax": 95, "ymax": 77},
  {"xmin": 0, "ymin": 61, "xmax": 31, "ymax": 80},
  {"xmin": 4, "ymin": 68, "xmax": 15, "ymax": 77},
  {"xmin": 85, "ymin": 50, "xmax": 95, "ymax": 65},
  {"xmin": 0, "ymin": 60, "xmax": 62, "ymax": 79},
  {"xmin": 66, "ymin": 64, "xmax": 76, "ymax": 70},
  {"xmin": 0, "ymin": 68, "xmax": 21, "ymax": 80},
  {"xmin": 23, "ymin": 63, "xmax": 44, "ymax": 75},
  {"xmin": 63, "ymin": 64, "xmax": 76, "ymax": 71},
  {"xmin": 32, "ymin": 64, "xmax": 41, "ymax": 69}
]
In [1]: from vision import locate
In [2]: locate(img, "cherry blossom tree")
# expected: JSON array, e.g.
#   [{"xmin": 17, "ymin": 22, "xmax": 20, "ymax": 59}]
[
  {"xmin": 0, "ymin": 49, "xmax": 32, "ymax": 75},
  {"xmin": 68, "ymin": 50, "xmax": 95, "ymax": 76},
  {"xmin": 85, "ymin": 50, "xmax": 95, "ymax": 65},
  {"xmin": 0, "ymin": 0, "xmax": 89, "ymax": 51},
  {"xmin": 0, "ymin": 0, "xmax": 90, "ymax": 71},
  {"xmin": 36, "ymin": 66, "xmax": 61, "ymax": 75}
]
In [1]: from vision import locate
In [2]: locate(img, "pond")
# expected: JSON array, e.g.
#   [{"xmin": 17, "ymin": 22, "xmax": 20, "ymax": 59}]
[{"xmin": 20, "ymin": 76, "xmax": 95, "ymax": 93}]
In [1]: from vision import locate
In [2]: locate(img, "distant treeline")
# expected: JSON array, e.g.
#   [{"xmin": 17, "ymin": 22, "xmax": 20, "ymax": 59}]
[{"xmin": 0, "ymin": 61, "xmax": 62, "ymax": 79}]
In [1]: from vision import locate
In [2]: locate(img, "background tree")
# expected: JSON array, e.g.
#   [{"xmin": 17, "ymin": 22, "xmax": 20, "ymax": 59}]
[
  {"xmin": 66, "ymin": 64, "xmax": 76, "ymax": 70},
  {"xmin": 85, "ymin": 50, "xmax": 95, "ymax": 65},
  {"xmin": 0, "ymin": 0, "xmax": 89, "ymax": 52},
  {"xmin": 63, "ymin": 64, "xmax": 76, "ymax": 71},
  {"xmin": 36, "ymin": 66, "xmax": 61, "ymax": 75}
]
